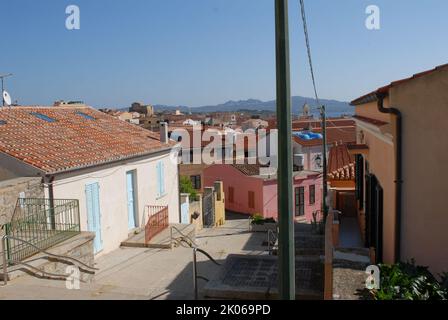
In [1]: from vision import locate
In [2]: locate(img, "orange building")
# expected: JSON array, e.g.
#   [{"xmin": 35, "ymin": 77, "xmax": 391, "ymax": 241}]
[{"xmin": 350, "ymin": 64, "xmax": 448, "ymax": 276}]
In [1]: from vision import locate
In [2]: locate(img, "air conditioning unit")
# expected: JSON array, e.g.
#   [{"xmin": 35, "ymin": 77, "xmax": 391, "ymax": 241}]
[{"xmin": 293, "ymin": 154, "xmax": 304, "ymax": 167}]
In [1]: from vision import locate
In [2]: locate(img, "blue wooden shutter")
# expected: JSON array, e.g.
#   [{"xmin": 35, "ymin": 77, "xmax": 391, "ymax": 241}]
[
  {"xmin": 160, "ymin": 162, "xmax": 166, "ymax": 195},
  {"xmin": 156, "ymin": 162, "xmax": 162, "ymax": 197},
  {"xmin": 85, "ymin": 182, "xmax": 102, "ymax": 253}
]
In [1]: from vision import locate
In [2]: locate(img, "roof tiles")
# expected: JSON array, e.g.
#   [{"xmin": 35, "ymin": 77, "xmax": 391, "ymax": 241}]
[{"xmin": 0, "ymin": 106, "xmax": 171, "ymax": 174}]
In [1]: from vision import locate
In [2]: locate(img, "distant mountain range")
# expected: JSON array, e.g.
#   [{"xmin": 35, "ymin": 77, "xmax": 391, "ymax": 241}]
[{"xmin": 152, "ymin": 96, "xmax": 353, "ymax": 117}]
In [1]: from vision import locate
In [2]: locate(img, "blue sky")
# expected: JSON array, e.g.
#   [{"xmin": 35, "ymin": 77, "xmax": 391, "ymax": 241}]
[{"xmin": 2, "ymin": 0, "xmax": 447, "ymax": 108}]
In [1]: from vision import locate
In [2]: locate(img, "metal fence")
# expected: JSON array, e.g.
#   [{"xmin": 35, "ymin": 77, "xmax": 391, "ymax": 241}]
[
  {"xmin": 2, "ymin": 198, "xmax": 81, "ymax": 264},
  {"xmin": 145, "ymin": 205, "xmax": 169, "ymax": 244}
]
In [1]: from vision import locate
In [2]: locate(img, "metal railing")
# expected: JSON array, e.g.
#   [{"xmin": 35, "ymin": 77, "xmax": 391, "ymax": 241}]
[
  {"xmin": 145, "ymin": 205, "xmax": 169, "ymax": 244},
  {"xmin": 193, "ymin": 247, "xmax": 221, "ymax": 300},
  {"xmin": 170, "ymin": 225, "xmax": 199, "ymax": 249},
  {"xmin": 1, "ymin": 235, "xmax": 98, "ymax": 286},
  {"xmin": 2, "ymin": 198, "xmax": 81, "ymax": 264},
  {"xmin": 267, "ymin": 229, "xmax": 278, "ymax": 255},
  {"xmin": 167, "ymin": 227, "xmax": 221, "ymax": 300}
]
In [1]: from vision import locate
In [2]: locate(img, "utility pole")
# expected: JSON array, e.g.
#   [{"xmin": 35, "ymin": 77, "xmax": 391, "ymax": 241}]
[
  {"xmin": 321, "ymin": 105, "xmax": 328, "ymax": 220},
  {"xmin": 275, "ymin": 0, "xmax": 295, "ymax": 300},
  {"xmin": 0, "ymin": 73, "xmax": 13, "ymax": 106}
]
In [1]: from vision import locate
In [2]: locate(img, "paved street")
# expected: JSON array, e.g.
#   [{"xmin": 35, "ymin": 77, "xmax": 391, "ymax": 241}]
[{"xmin": 0, "ymin": 214, "xmax": 268, "ymax": 300}]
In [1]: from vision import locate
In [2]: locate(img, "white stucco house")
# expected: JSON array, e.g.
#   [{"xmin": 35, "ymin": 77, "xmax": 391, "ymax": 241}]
[
  {"xmin": 292, "ymin": 135, "xmax": 324, "ymax": 171},
  {"xmin": 0, "ymin": 106, "xmax": 180, "ymax": 256}
]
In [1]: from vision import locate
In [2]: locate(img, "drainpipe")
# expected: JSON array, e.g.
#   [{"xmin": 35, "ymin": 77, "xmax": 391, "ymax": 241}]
[
  {"xmin": 376, "ymin": 93, "xmax": 402, "ymax": 263},
  {"xmin": 46, "ymin": 176, "xmax": 56, "ymax": 230}
]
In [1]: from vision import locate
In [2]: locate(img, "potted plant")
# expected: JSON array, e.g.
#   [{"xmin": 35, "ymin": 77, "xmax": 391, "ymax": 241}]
[{"xmin": 250, "ymin": 214, "xmax": 277, "ymax": 232}]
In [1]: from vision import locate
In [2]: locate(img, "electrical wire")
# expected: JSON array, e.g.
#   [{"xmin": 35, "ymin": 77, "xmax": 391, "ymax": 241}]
[{"xmin": 298, "ymin": 0, "xmax": 355, "ymax": 135}]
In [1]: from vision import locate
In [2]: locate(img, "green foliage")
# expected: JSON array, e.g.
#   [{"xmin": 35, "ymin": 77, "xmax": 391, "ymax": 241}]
[
  {"xmin": 373, "ymin": 260, "xmax": 448, "ymax": 300},
  {"xmin": 179, "ymin": 176, "xmax": 197, "ymax": 200},
  {"xmin": 251, "ymin": 214, "xmax": 276, "ymax": 225}
]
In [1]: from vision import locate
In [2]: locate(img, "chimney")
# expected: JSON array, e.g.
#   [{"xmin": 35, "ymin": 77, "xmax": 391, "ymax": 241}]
[{"xmin": 160, "ymin": 122, "xmax": 169, "ymax": 144}]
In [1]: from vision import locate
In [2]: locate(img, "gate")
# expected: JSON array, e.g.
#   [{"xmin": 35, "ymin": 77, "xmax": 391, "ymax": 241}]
[
  {"xmin": 145, "ymin": 206, "xmax": 169, "ymax": 244},
  {"xmin": 202, "ymin": 189, "xmax": 215, "ymax": 227}
]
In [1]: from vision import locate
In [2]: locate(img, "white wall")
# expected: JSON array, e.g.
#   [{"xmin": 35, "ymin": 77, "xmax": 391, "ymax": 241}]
[
  {"xmin": 47, "ymin": 152, "xmax": 179, "ymax": 256},
  {"xmin": 292, "ymin": 142, "xmax": 324, "ymax": 171}
]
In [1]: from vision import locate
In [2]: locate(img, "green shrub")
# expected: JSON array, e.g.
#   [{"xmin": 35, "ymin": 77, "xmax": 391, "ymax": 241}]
[
  {"xmin": 373, "ymin": 260, "xmax": 448, "ymax": 300},
  {"xmin": 179, "ymin": 176, "xmax": 197, "ymax": 200},
  {"xmin": 251, "ymin": 214, "xmax": 276, "ymax": 225}
]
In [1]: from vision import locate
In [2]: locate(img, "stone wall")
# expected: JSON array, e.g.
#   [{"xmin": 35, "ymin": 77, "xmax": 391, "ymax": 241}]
[{"xmin": 0, "ymin": 177, "xmax": 44, "ymax": 225}]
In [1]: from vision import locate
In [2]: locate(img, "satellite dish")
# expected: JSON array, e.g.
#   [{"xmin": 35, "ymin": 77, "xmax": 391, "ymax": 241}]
[{"xmin": 3, "ymin": 91, "xmax": 12, "ymax": 106}]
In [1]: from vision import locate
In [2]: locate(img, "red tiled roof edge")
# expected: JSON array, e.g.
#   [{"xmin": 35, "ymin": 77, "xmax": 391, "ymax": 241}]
[{"xmin": 350, "ymin": 63, "xmax": 448, "ymax": 106}]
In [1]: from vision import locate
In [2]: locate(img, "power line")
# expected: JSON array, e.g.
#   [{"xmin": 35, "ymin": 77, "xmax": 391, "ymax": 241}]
[
  {"xmin": 298, "ymin": 1, "xmax": 354, "ymax": 134},
  {"xmin": 299, "ymin": 0, "xmax": 320, "ymax": 107}
]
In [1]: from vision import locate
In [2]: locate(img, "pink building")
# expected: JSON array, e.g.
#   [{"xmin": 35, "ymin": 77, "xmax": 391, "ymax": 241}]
[{"xmin": 203, "ymin": 164, "xmax": 322, "ymax": 222}]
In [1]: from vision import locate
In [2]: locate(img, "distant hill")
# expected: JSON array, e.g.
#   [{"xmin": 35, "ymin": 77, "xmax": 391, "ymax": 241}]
[{"xmin": 152, "ymin": 96, "xmax": 353, "ymax": 117}]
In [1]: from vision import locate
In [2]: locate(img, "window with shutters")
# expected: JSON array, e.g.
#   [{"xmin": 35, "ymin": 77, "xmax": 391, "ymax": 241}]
[
  {"xmin": 295, "ymin": 187, "xmax": 305, "ymax": 216},
  {"xmin": 248, "ymin": 191, "xmax": 255, "ymax": 209},
  {"xmin": 190, "ymin": 175, "xmax": 201, "ymax": 189},
  {"xmin": 309, "ymin": 185, "xmax": 315, "ymax": 204},
  {"xmin": 156, "ymin": 161, "xmax": 166, "ymax": 198}
]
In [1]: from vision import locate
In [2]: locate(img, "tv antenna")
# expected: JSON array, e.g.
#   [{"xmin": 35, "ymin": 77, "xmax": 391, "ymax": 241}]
[{"xmin": 1, "ymin": 73, "xmax": 13, "ymax": 107}]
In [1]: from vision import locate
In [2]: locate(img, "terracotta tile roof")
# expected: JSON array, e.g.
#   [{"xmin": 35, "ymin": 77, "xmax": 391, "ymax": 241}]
[
  {"xmin": 268, "ymin": 118, "xmax": 355, "ymax": 131},
  {"xmin": 351, "ymin": 63, "xmax": 448, "ymax": 105},
  {"xmin": 328, "ymin": 144, "xmax": 355, "ymax": 181},
  {"xmin": 231, "ymin": 164, "xmax": 262, "ymax": 176},
  {"xmin": 0, "ymin": 106, "xmax": 172, "ymax": 174},
  {"xmin": 352, "ymin": 115, "xmax": 388, "ymax": 127},
  {"xmin": 292, "ymin": 126, "xmax": 356, "ymax": 147}
]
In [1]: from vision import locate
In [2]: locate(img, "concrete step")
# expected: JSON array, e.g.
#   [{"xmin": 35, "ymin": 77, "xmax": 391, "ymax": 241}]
[{"xmin": 121, "ymin": 223, "xmax": 196, "ymax": 249}]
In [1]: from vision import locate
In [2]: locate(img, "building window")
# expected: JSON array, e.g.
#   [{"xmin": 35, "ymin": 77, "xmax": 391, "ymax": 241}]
[
  {"xmin": 248, "ymin": 191, "xmax": 255, "ymax": 209},
  {"xmin": 30, "ymin": 112, "xmax": 56, "ymax": 123},
  {"xmin": 156, "ymin": 161, "xmax": 166, "ymax": 197},
  {"xmin": 295, "ymin": 187, "xmax": 305, "ymax": 216},
  {"xmin": 190, "ymin": 175, "xmax": 201, "ymax": 190},
  {"xmin": 75, "ymin": 111, "xmax": 96, "ymax": 120},
  {"xmin": 228, "ymin": 187, "xmax": 234, "ymax": 203},
  {"xmin": 309, "ymin": 185, "xmax": 315, "ymax": 205}
]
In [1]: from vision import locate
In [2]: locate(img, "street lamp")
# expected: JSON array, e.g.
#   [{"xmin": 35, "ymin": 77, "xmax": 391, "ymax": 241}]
[{"xmin": 315, "ymin": 154, "xmax": 322, "ymax": 168}]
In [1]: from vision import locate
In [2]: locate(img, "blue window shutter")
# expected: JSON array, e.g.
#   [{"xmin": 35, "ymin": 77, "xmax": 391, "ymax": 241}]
[
  {"xmin": 156, "ymin": 162, "xmax": 160, "ymax": 197},
  {"xmin": 161, "ymin": 162, "xmax": 166, "ymax": 195}
]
